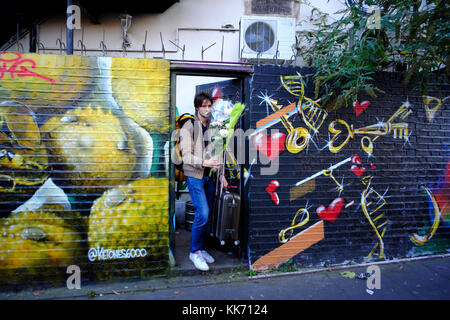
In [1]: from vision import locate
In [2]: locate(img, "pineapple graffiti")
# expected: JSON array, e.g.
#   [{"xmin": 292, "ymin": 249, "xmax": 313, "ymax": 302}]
[
  {"xmin": 0, "ymin": 53, "xmax": 170, "ymax": 284},
  {"xmin": 0, "ymin": 101, "xmax": 50, "ymax": 194}
]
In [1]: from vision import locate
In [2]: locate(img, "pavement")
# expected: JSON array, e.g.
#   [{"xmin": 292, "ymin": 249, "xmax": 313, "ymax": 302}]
[
  {"xmin": 0, "ymin": 225, "xmax": 449, "ymax": 305},
  {"xmin": 173, "ymin": 227, "xmax": 243, "ymax": 276},
  {"xmin": 0, "ymin": 252, "xmax": 449, "ymax": 301}
]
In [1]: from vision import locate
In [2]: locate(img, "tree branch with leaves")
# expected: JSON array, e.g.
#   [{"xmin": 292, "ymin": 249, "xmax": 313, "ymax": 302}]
[{"xmin": 296, "ymin": 0, "xmax": 449, "ymax": 111}]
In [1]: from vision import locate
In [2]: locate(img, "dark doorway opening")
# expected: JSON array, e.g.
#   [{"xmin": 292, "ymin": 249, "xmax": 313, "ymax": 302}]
[{"xmin": 169, "ymin": 62, "xmax": 252, "ymax": 273}]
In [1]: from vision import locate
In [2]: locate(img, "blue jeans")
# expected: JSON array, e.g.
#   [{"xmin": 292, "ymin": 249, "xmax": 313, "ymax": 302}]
[{"xmin": 186, "ymin": 175, "xmax": 216, "ymax": 253}]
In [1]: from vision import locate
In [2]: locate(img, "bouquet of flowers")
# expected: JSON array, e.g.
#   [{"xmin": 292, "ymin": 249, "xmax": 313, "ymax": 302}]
[{"xmin": 207, "ymin": 99, "xmax": 245, "ymax": 162}]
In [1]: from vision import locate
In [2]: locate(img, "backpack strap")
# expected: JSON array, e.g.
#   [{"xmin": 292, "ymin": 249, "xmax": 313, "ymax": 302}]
[{"xmin": 176, "ymin": 113, "xmax": 194, "ymax": 129}]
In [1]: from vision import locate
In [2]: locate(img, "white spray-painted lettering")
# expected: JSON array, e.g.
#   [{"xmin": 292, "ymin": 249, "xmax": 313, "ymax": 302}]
[{"xmin": 88, "ymin": 247, "xmax": 147, "ymax": 262}]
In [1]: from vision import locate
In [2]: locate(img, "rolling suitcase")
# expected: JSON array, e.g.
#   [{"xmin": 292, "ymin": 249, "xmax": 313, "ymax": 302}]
[
  {"xmin": 211, "ymin": 154, "xmax": 241, "ymax": 246},
  {"xmin": 212, "ymin": 188, "xmax": 241, "ymax": 246}
]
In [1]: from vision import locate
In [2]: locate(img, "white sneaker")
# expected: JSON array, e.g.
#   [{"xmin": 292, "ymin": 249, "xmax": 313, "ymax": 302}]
[
  {"xmin": 200, "ymin": 250, "xmax": 215, "ymax": 264},
  {"xmin": 189, "ymin": 251, "xmax": 209, "ymax": 271}
]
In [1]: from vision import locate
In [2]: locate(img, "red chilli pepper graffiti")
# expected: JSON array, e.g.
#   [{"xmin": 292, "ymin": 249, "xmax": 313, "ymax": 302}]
[{"xmin": 0, "ymin": 52, "xmax": 55, "ymax": 83}]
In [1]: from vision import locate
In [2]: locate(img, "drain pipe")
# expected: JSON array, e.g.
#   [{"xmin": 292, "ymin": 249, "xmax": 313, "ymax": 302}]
[
  {"xmin": 16, "ymin": 23, "xmax": 20, "ymax": 52},
  {"xmin": 66, "ymin": 0, "xmax": 73, "ymax": 54},
  {"xmin": 29, "ymin": 24, "xmax": 37, "ymax": 52}
]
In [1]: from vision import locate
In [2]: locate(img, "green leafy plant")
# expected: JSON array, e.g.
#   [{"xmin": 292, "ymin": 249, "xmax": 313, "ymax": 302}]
[
  {"xmin": 246, "ymin": 269, "xmax": 258, "ymax": 277},
  {"xmin": 297, "ymin": 0, "xmax": 449, "ymax": 111},
  {"xmin": 87, "ymin": 289, "xmax": 97, "ymax": 298},
  {"xmin": 276, "ymin": 259, "xmax": 298, "ymax": 273}
]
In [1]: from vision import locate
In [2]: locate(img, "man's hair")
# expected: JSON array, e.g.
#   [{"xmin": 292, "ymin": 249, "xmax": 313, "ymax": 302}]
[{"xmin": 194, "ymin": 92, "xmax": 213, "ymax": 109}]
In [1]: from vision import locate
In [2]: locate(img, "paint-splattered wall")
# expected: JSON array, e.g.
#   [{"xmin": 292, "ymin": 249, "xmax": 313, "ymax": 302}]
[
  {"xmin": 0, "ymin": 53, "xmax": 170, "ymax": 288},
  {"xmin": 247, "ymin": 65, "xmax": 450, "ymax": 271}
]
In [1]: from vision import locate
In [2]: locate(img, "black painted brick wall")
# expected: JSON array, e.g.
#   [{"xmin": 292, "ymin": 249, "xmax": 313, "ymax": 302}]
[{"xmin": 247, "ymin": 64, "xmax": 450, "ymax": 268}]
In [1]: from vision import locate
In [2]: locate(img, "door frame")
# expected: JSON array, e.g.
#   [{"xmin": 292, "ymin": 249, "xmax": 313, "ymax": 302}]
[{"xmin": 168, "ymin": 60, "xmax": 254, "ymax": 261}]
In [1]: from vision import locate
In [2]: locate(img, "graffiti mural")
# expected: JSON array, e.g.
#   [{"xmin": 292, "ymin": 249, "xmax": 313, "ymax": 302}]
[
  {"xmin": 265, "ymin": 180, "xmax": 280, "ymax": 205},
  {"xmin": 248, "ymin": 66, "xmax": 450, "ymax": 271},
  {"xmin": 423, "ymin": 95, "xmax": 449, "ymax": 123},
  {"xmin": 360, "ymin": 176, "xmax": 389, "ymax": 262},
  {"xmin": 409, "ymin": 157, "xmax": 450, "ymax": 255},
  {"xmin": 353, "ymin": 100, "xmax": 371, "ymax": 117},
  {"xmin": 328, "ymin": 101, "xmax": 412, "ymax": 155},
  {"xmin": 0, "ymin": 52, "xmax": 170, "ymax": 286}
]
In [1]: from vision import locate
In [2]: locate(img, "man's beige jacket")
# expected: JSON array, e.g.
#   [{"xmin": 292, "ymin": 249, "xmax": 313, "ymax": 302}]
[{"xmin": 179, "ymin": 115, "xmax": 212, "ymax": 179}]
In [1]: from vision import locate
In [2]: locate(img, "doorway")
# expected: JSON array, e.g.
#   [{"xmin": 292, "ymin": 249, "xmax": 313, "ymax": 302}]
[{"xmin": 169, "ymin": 64, "xmax": 252, "ymax": 273}]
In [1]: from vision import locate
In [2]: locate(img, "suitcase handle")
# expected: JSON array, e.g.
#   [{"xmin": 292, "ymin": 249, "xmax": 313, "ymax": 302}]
[{"xmin": 227, "ymin": 190, "xmax": 237, "ymax": 207}]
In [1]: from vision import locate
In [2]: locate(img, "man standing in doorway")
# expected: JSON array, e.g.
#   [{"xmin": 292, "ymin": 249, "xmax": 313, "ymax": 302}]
[{"xmin": 180, "ymin": 92, "xmax": 228, "ymax": 271}]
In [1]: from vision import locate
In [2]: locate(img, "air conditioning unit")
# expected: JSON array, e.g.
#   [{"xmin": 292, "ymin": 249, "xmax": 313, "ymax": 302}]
[{"xmin": 239, "ymin": 16, "xmax": 296, "ymax": 60}]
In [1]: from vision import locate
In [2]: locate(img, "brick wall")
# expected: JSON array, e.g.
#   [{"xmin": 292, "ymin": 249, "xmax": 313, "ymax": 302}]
[
  {"xmin": 247, "ymin": 65, "xmax": 450, "ymax": 271},
  {"xmin": 0, "ymin": 53, "xmax": 171, "ymax": 288}
]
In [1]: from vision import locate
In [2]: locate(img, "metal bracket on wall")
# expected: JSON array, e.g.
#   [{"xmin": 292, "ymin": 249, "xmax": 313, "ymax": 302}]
[
  {"xmin": 38, "ymin": 42, "xmax": 45, "ymax": 54},
  {"xmin": 56, "ymin": 28, "xmax": 66, "ymax": 55},
  {"xmin": 77, "ymin": 27, "xmax": 87, "ymax": 56},
  {"xmin": 160, "ymin": 32, "xmax": 166, "ymax": 59},
  {"xmin": 100, "ymin": 30, "xmax": 107, "ymax": 56},
  {"xmin": 142, "ymin": 30, "xmax": 148, "ymax": 58},
  {"xmin": 122, "ymin": 28, "xmax": 130, "ymax": 57},
  {"xmin": 169, "ymin": 40, "xmax": 185, "ymax": 60},
  {"xmin": 273, "ymin": 40, "xmax": 280, "ymax": 65},
  {"xmin": 288, "ymin": 36, "xmax": 300, "ymax": 66},
  {"xmin": 56, "ymin": 39, "xmax": 66, "ymax": 55},
  {"xmin": 288, "ymin": 48, "xmax": 298, "ymax": 66},
  {"xmin": 221, "ymin": 35, "xmax": 225, "ymax": 62},
  {"xmin": 201, "ymin": 42, "xmax": 216, "ymax": 61}
]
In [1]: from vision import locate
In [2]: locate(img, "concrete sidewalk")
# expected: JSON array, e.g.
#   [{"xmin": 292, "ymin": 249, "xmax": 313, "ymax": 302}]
[{"xmin": 1, "ymin": 254, "xmax": 449, "ymax": 300}]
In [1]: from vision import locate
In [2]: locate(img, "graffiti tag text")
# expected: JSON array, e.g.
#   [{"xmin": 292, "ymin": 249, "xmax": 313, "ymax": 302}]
[{"xmin": 0, "ymin": 52, "xmax": 55, "ymax": 83}]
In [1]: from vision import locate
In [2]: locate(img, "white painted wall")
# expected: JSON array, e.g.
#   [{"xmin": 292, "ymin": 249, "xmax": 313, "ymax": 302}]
[
  {"xmin": 4, "ymin": 0, "xmax": 347, "ymax": 111},
  {"xmin": 176, "ymin": 76, "xmax": 236, "ymax": 116},
  {"xmin": 297, "ymin": 0, "xmax": 348, "ymax": 31},
  {"xmin": 21, "ymin": 0, "xmax": 245, "ymax": 61},
  {"xmin": 8, "ymin": 0, "xmax": 347, "ymax": 62}
]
